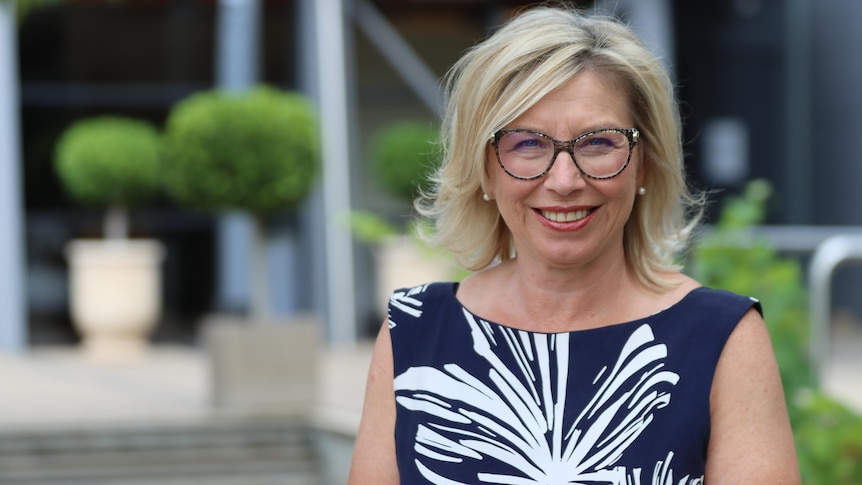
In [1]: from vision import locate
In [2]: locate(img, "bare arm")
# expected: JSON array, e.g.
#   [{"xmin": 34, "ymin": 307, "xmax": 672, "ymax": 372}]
[
  {"xmin": 705, "ymin": 308, "xmax": 801, "ymax": 484},
  {"xmin": 347, "ymin": 322, "xmax": 400, "ymax": 484}
]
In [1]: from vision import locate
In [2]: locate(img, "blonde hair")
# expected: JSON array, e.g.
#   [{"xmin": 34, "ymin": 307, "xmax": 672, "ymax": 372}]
[{"xmin": 417, "ymin": 5, "xmax": 704, "ymax": 289}]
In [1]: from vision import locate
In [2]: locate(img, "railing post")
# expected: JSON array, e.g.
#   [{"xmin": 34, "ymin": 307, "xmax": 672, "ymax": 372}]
[{"xmin": 808, "ymin": 235, "xmax": 862, "ymax": 385}]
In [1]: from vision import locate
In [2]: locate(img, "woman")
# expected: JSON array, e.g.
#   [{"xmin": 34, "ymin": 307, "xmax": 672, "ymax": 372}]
[{"xmin": 349, "ymin": 6, "xmax": 800, "ymax": 484}]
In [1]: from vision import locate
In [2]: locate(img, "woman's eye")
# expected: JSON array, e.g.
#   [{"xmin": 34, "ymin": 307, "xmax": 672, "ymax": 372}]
[
  {"xmin": 515, "ymin": 138, "xmax": 543, "ymax": 149},
  {"xmin": 586, "ymin": 136, "xmax": 612, "ymax": 147},
  {"xmin": 578, "ymin": 133, "xmax": 626, "ymax": 153}
]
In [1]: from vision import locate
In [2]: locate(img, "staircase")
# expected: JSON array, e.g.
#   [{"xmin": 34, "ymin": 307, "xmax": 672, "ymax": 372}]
[{"xmin": 0, "ymin": 419, "xmax": 321, "ymax": 485}]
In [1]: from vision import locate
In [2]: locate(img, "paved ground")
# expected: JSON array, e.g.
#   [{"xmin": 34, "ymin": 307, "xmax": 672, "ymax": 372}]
[
  {"xmin": 0, "ymin": 331, "xmax": 859, "ymax": 432},
  {"xmin": 0, "ymin": 342, "xmax": 372, "ymax": 433}
]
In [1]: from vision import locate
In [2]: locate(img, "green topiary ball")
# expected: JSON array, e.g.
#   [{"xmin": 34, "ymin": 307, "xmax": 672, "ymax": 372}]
[
  {"xmin": 369, "ymin": 121, "xmax": 438, "ymax": 202},
  {"xmin": 54, "ymin": 116, "xmax": 161, "ymax": 206},
  {"xmin": 162, "ymin": 86, "xmax": 320, "ymax": 215}
]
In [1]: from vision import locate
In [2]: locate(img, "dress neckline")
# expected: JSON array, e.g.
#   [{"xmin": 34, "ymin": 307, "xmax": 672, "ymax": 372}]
[{"xmin": 450, "ymin": 281, "xmax": 705, "ymax": 336}]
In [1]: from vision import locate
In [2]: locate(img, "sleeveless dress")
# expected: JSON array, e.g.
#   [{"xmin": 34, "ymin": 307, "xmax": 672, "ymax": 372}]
[{"xmin": 387, "ymin": 282, "xmax": 761, "ymax": 485}]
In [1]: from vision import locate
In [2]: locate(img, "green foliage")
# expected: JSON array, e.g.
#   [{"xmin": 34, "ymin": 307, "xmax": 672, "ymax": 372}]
[
  {"xmin": 369, "ymin": 120, "xmax": 438, "ymax": 202},
  {"xmin": 686, "ymin": 179, "xmax": 862, "ymax": 483},
  {"xmin": 343, "ymin": 210, "xmax": 433, "ymax": 249},
  {"xmin": 162, "ymin": 86, "xmax": 320, "ymax": 216},
  {"xmin": 344, "ymin": 210, "xmax": 454, "ymax": 263},
  {"xmin": 54, "ymin": 116, "xmax": 161, "ymax": 207},
  {"xmin": 687, "ymin": 180, "xmax": 811, "ymax": 395},
  {"xmin": 344, "ymin": 210, "xmax": 400, "ymax": 244},
  {"xmin": 793, "ymin": 391, "xmax": 862, "ymax": 484}
]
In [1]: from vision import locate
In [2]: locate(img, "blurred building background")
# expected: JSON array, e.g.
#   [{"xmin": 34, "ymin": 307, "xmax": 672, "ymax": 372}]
[
  {"xmin": 3, "ymin": 0, "xmax": 861, "ymax": 350},
  {"xmin": 2, "ymin": 0, "xmax": 862, "ymax": 482}
]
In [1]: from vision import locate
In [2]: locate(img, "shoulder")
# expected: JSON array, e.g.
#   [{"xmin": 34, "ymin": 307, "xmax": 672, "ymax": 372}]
[
  {"xmin": 642, "ymin": 278, "xmax": 764, "ymax": 368},
  {"xmin": 667, "ymin": 273, "xmax": 762, "ymax": 322},
  {"xmin": 387, "ymin": 282, "xmax": 460, "ymax": 350},
  {"xmin": 690, "ymin": 286, "xmax": 762, "ymax": 314},
  {"xmin": 387, "ymin": 282, "xmax": 457, "ymax": 322},
  {"xmin": 711, "ymin": 308, "xmax": 772, "ymax": 384},
  {"xmin": 389, "ymin": 281, "xmax": 456, "ymax": 303},
  {"xmin": 644, "ymin": 273, "xmax": 761, "ymax": 326}
]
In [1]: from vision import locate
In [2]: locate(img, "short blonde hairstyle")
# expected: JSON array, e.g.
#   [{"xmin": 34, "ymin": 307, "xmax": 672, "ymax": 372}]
[{"xmin": 417, "ymin": 5, "xmax": 704, "ymax": 289}]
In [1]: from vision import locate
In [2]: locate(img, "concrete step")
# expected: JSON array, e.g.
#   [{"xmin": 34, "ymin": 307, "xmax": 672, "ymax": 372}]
[{"xmin": 0, "ymin": 419, "xmax": 321, "ymax": 485}]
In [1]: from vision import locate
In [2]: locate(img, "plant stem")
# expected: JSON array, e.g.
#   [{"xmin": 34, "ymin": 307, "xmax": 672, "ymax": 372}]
[
  {"xmin": 248, "ymin": 215, "xmax": 270, "ymax": 320},
  {"xmin": 104, "ymin": 204, "xmax": 128, "ymax": 240}
]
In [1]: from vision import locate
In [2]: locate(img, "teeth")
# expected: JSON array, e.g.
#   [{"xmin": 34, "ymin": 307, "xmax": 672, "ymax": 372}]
[{"xmin": 542, "ymin": 209, "xmax": 590, "ymax": 222}]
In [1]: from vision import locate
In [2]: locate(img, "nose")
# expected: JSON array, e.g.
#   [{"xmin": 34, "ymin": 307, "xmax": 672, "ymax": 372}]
[{"xmin": 543, "ymin": 150, "xmax": 586, "ymax": 195}]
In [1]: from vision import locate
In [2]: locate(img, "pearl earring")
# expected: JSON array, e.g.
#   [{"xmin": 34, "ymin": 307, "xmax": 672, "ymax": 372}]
[
  {"xmin": 482, "ymin": 193, "xmax": 491, "ymax": 201},
  {"xmin": 638, "ymin": 187, "xmax": 646, "ymax": 196}
]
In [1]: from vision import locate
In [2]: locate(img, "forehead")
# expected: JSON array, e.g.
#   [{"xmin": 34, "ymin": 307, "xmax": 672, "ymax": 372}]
[{"xmin": 511, "ymin": 70, "xmax": 633, "ymax": 134}]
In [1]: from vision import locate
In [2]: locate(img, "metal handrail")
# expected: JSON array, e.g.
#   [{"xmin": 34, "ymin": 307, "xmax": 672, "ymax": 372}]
[
  {"xmin": 700, "ymin": 225, "xmax": 862, "ymax": 386},
  {"xmin": 808, "ymin": 235, "xmax": 862, "ymax": 386}
]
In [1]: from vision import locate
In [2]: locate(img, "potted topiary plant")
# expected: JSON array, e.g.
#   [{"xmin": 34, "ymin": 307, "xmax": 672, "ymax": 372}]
[
  {"xmin": 354, "ymin": 120, "xmax": 456, "ymax": 316},
  {"xmin": 161, "ymin": 85, "xmax": 320, "ymax": 320},
  {"xmin": 370, "ymin": 121, "xmax": 437, "ymax": 206},
  {"xmin": 162, "ymin": 86, "xmax": 321, "ymax": 413},
  {"xmin": 54, "ymin": 115, "xmax": 165, "ymax": 358}
]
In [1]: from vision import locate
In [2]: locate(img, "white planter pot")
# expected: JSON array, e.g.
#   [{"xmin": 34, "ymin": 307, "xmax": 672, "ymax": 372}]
[
  {"xmin": 374, "ymin": 235, "xmax": 455, "ymax": 317},
  {"xmin": 66, "ymin": 239, "xmax": 165, "ymax": 358}
]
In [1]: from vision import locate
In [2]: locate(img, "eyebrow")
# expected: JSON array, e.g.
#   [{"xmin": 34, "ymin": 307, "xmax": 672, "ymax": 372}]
[{"xmin": 498, "ymin": 127, "xmax": 633, "ymax": 140}]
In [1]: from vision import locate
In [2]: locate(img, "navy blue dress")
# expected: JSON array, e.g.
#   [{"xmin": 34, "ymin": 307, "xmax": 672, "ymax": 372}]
[{"xmin": 387, "ymin": 282, "xmax": 761, "ymax": 485}]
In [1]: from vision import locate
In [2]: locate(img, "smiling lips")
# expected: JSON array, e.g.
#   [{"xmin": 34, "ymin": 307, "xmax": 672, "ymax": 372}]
[{"xmin": 540, "ymin": 208, "xmax": 592, "ymax": 223}]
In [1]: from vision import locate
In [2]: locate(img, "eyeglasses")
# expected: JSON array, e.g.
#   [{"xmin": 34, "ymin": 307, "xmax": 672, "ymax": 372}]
[{"xmin": 490, "ymin": 127, "xmax": 639, "ymax": 180}]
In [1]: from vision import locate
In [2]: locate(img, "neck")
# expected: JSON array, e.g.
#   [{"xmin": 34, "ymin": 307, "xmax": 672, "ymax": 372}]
[{"xmin": 504, "ymin": 253, "xmax": 640, "ymax": 332}]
